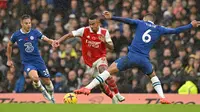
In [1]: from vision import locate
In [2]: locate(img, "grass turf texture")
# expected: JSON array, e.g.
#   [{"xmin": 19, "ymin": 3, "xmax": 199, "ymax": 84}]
[{"xmin": 0, "ymin": 104, "xmax": 200, "ymax": 112}]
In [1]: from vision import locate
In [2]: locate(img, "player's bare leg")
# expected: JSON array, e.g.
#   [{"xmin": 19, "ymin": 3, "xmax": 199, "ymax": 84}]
[
  {"xmin": 148, "ymin": 71, "xmax": 171, "ymax": 104},
  {"xmin": 41, "ymin": 77, "xmax": 55, "ymax": 103},
  {"xmin": 28, "ymin": 70, "xmax": 52, "ymax": 102}
]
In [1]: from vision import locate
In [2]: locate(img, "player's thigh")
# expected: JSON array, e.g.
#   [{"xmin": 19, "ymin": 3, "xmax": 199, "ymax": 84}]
[
  {"xmin": 37, "ymin": 65, "xmax": 50, "ymax": 77},
  {"xmin": 95, "ymin": 57, "xmax": 108, "ymax": 73},
  {"xmin": 114, "ymin": 56, "xmax": 132, "ymax": 72},
  {"xmin": 23, "ymin": 64, "xmax": 39, "ymax": 81},
  {"xmin": 38, "ymin": 66, "xmax": 51, "ymax": 85},
  {"xmin": 85, "ymin": 65, "xmax": 95, "ymax": 78},
  {"xmin": 140, "ymin": 59, "xmax": 153, "ymax": 75}
]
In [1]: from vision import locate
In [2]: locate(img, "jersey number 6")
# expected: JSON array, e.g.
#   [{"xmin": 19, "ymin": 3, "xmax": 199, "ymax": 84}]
[{"xmin": 142, "ymin": 29, "xmax": 151, "ymax": 43}]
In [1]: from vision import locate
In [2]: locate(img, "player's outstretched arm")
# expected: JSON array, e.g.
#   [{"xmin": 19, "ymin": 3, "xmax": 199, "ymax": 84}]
[
  {"xmin": 6, "ymin": 41, "xmax": 14, "ymax": 67},
  {"xmin": 57, "ymin": 32, "xmax": 74, "ymax": 44},
  {"xmin": 54, "ymin": 28, "xmax": 84, "ymax": 48},
  {"xmin": 103, "ymin": 11, "xmax": 139, "ymax": 25},
  {"xmin": 51, "ymin": 33, "xmax": 75, "ymax": 48},
  {"xmin": 42, "ymin": 36, "xmax": 59, "ymax": 48},
  {"xmin": 161, "ymin": 20, "xmax": 200, "ymax": 34},
  {"xmin": 42, "ymin": 36, "xmax": 54, "ymax": 45}
]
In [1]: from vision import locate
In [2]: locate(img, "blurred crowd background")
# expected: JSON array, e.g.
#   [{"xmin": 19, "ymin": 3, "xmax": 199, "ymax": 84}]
[{"xmin": 0, "ymin": 0, "xmax": 200, "ymax": 94}]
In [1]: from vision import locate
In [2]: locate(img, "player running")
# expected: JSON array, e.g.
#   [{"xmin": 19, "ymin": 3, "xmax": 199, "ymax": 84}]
[
  {"xmin": 6, "ymin": 14, "xmax": 56, "ymax": 103},
  {"xmin": 74, "ymin": 11, "xmax": 200, "ymax": 104},
  {"xmin": 54, "ymin": 15, "xmax": 125, "ymax": 104}
]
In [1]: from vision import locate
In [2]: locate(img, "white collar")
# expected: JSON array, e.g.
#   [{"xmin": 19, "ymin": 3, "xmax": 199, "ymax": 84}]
[
  {"xmin": 89, "ymin": 26, "xmax": 101, "ymax": 34},
  {"xmin": 20, "ymin": 29, "xmax": 31, "ymax": 34},
  {"xmin": 147, "ymin": 21, "xmax": 154, "ymax": 24}
]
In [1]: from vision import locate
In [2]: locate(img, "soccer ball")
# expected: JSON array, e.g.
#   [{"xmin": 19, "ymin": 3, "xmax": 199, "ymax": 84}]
[{"xmin": 63, "ymin": 93, "xmax": 78, "ymax": 104}]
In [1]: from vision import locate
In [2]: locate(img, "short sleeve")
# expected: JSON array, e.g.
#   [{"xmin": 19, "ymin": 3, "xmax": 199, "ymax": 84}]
[
  {"xmin": 72, "ymin": 27, "xmax": 84, "ymax": 37},
  {"xmin": 35, "ymin": 29, "xmax": 43, "ymax": 39},
  {"xmin": 10, "ymin": 34, "xmax": 17, "ymax": 43},
  {"xmin": 105, "ymin": 30, "xmax": 112, "ymax": 42}
]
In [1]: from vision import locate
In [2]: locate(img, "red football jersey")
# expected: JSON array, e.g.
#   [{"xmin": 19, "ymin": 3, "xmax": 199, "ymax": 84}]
[{"xmin": 72, "ymin": 27, "xmax": 112, "ymax": 67}]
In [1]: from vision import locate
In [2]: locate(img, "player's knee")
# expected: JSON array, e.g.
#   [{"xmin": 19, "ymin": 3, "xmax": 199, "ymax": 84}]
[
  {"xmin": 32, "ymin": 76, "xmax": 39, "ymax": 82},
  {"xmin": 43, "ymin": 78, "xmax": 51, "ymax": 85},
  {"xmin": 146, "ymin": 71, "xmax": 155, "ymax": 78},
  {"xmin": 107, "ymin": 63, "xmax": 118, "ymax": 75},
  {"xmin": 98, "ymin": 66, "xmax": 107, "ymax": 73}
]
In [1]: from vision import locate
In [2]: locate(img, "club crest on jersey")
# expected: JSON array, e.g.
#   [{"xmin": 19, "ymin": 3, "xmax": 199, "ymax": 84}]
[
  {"xmin": 27, "ymin": 68, "xmax": 30, "ymax": 72},
  {"xmin": 30, "ymin": 36, "xmax": 34, "ymax": 40}
]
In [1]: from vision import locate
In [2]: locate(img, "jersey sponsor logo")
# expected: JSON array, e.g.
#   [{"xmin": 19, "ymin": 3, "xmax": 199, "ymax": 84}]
[
  {"xmin": 24, "ymin": 42, "xmax": 34, "ymax": 53},
  {"xmin": 30, "ymin": 36, "xmax": 34, "ymax": 40},
  {"xmin": 86, "ymin": 39, "xmax": 101, "ymax": 48}
]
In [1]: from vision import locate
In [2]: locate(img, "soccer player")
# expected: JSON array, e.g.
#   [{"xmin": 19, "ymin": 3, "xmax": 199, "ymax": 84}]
[
  {"xmin": 54, "ymin": 15, "xmax": 125, "ymax": 104},
  {"xmin": 74, "ymin": 11, "xmax": 200, "ymax": 104},
  {"xmin": 6, "ymin": 14, "xmax": 55, "ymax": 103}
]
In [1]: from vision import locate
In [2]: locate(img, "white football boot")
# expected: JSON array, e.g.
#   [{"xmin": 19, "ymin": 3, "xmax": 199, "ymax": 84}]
[
  {"xmin": 115, "ymin": 93, "xmax": 125, "ymax": 102},
  {"xmin": 112, "ymin": 95, "xmax": 119, "ymax": 104}
]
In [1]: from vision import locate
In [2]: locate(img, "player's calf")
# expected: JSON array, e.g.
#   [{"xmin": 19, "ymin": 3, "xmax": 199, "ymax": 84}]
[
  {"xmin": 41, "ymin": 78, "xmax": 55, "ymax": 103},
  {"xmin": 106, "ymin": 77, "xmax": 125, "ymax": 102},
  {"xmin": 44, "ymin": 81, "xmax": 54, "ymax": 96},
  {"xmin": 106, "ymin": 77, "xmax": 119, "ymax": 94},
  {"xmin": 149, "ymin": 72, "xmax": 165, "ymax": 99},
  {"xmin": 99, "ymin": 83, "xmax": 114, "ymax": 99},
  {"xmin": 32, "ymin": 80, "xmax": 53, "ymax": 103},
  {"xmin": 32, "ymin": 80, "xmax": 46, "ymax": 92},
  {"xmin": 45, "ymin": 81, "xmax": 55, "ymax": 103}
]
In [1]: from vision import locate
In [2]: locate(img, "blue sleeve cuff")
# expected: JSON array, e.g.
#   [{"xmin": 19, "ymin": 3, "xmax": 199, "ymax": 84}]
[
  {"xmin": 189, "ymin": 24, "xmax": 193, "ymax": 28},
  {"xmin": 111, "ymin": 16, "xmax": 117, "ymax": 20}
]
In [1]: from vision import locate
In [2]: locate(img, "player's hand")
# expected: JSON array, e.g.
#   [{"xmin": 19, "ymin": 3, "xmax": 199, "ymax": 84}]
[
  {"xmin": 102, "ymin": 11, "xmax": 112, "ymax": 19},
  {"xmin": 52, "ymin": 40, "xmax": 60, "ymax": 48},
  {"xmin": 191, "ymin": 20, "xmax": 200, "ymax": 27},
  {"xmin": 7, "ymin": 60, "xmax": 14, "ymax": 68},
  {"xmin": 98, "ymin": 34, "xmax": 106, "ymax": 43}
]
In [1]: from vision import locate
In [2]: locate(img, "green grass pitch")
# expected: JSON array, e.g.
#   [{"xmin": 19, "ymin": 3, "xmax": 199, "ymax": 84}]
[{"xmin": 0, "ymin": 104, "xmax": 200, "ymax": 112}]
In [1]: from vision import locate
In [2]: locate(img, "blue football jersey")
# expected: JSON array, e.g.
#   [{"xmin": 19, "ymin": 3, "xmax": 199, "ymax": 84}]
[
  {"xmin": 10, "ymin": 29, "xmax": 45, "ymax": 64},
  {"xmin": 112, "ymin": 16, "xmax": 193, "ymax": 57}
]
